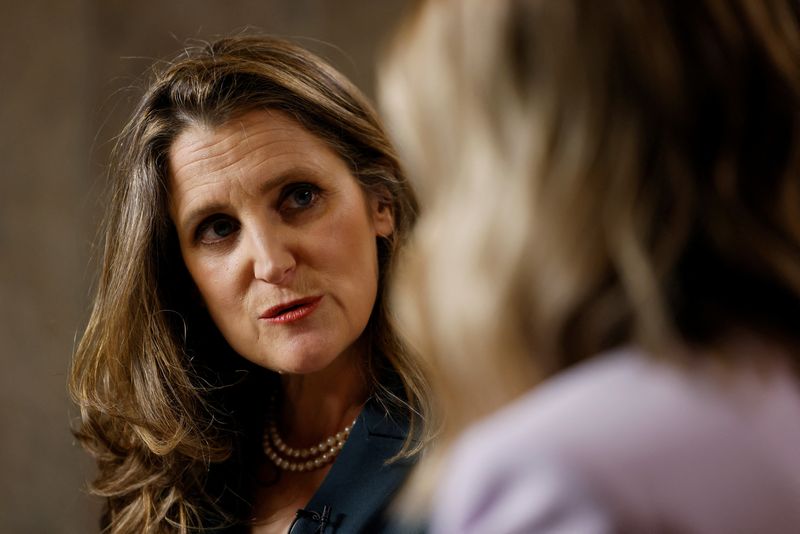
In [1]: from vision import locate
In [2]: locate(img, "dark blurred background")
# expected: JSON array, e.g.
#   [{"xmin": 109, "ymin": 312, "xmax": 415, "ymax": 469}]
[{"xmin": 0, "ymin": 2, "xmax": 408, "ymax": 532}]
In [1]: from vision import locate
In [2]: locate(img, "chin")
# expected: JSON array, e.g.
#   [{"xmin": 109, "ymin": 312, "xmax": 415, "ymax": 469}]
[{"xmin": 261, "ymin": 349, "xmax": 342, "ymax": 376}]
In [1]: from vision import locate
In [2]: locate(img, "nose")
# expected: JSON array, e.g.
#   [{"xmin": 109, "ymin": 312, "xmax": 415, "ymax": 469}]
[{"xmin": 247, "ymin": 226, "xmax": 296, "ymax": 285}]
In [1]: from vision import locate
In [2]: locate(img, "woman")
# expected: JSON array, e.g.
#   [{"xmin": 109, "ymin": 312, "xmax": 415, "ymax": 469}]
[
  {"xmin": 70, "ymin": 36, "xmax": 429, "ymax": 533},
  {"xmin": 382, "ymin": 0, "xmax": 800, "ymax": 532}
]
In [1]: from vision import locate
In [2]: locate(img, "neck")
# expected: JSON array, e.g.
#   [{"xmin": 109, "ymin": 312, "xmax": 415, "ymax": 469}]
[{"xmin": 278, "ymin": 341, "xmax": 369, "ymax": 446}]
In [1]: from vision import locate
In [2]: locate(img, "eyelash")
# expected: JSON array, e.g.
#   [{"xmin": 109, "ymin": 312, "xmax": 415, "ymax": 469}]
[
  {"xmin": 192, "ymin": 183, "xmax": 323, "ymax": 245},
  {"xmin": 194, "ymin": 215, "xmax": 239, "ymax": 245}
]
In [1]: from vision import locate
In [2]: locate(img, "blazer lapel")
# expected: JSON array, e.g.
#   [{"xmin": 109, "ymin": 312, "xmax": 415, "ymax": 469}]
[{"xmin": 288, "ymin": 399, "xmax": 415, "ymax": 533}]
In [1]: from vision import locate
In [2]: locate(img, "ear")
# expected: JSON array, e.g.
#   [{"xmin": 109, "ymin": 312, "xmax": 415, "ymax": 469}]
[{"xmin": 370, "ymin": 194, "xmax": 395, "ymax": 238}]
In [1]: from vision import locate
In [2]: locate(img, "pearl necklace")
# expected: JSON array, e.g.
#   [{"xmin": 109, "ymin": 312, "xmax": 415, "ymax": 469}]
[{"xmin": 262, "ymin": 402, "xmax": 357, "ymax": 473}]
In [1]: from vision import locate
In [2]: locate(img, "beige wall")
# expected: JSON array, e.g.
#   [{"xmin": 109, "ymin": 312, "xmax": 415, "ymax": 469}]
[{"xmin": 0, "ymin": 2, "xmax": 407, "ymax": 532}]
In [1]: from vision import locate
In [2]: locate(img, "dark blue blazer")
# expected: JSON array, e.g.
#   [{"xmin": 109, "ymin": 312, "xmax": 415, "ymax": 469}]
[
  {"xmin": 99, "ymin": 399, "xmax": 423, "ymax": 533},
  {"xmin": 287, "ymin": 399, "xmax": 421, "ymax": 534}
]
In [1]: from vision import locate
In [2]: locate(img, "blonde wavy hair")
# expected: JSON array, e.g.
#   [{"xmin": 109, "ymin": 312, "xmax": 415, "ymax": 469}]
[
  {"xmin": 70, "ymin": 35, "xmax": 429, "ymax": 533},
  {"xmin": 381, "ymin": 0, "xmax": 800, "ymax": 503}
]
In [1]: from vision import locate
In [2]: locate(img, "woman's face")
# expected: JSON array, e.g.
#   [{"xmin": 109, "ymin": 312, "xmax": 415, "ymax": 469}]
[{"xmin": 168, "ymin": 109, "xmax": 393, "ymax": 374}]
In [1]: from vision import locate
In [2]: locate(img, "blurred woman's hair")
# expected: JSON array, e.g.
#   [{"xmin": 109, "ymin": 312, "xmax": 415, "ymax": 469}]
[
  {"xmin": 381, "ymin": 0, "xmax": 800, "ymax": 503},
  {"xmin": 70, "ymin": 35, "xmax": 429, "ymax": 533}
]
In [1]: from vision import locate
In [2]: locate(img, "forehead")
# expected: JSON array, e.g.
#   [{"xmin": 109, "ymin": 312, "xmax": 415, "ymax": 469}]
[
  {"xmin": 166, "ymin": 109, "xmax": 362, "ymax": 224},
  {"xmin": 168, "ymin": 109, "xmax": 342, "ymax": 179},
  {"xmin": 168, "ymin": 109, "xmax": 360, "ymax": 202}
]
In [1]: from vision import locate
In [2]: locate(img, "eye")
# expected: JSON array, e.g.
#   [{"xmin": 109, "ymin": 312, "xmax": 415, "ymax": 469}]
[
  {"xmin": 280, "ymin": 183, "xmax": 321, "ymax": 212},
  {"xmin": 196, "ymin": 216, "xmax": 239, "ymax": 244}
]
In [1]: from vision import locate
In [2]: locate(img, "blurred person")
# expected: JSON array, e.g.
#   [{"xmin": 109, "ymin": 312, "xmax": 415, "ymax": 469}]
[
  {"xmin": 381, "ymin": 0, "xmax": 800, "ymax": 532},
  {"xmin": 70, "ymin": 35, "xmax": 430, "ymax": 534}
]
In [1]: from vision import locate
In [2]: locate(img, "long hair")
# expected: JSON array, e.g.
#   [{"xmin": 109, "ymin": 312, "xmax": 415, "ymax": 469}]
[
  {"xmin": 381, "ymin": 0, "xmax": 800, "ymax": 503},
  {"xmin": 70, "ymin": 35, "xmax": 429, "ymax": 533}
]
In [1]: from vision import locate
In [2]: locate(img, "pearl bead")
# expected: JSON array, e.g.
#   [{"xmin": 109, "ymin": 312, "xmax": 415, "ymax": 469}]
[{"xmin": 262, "ymin": 400, "xmax": 358, "ymax": 473}]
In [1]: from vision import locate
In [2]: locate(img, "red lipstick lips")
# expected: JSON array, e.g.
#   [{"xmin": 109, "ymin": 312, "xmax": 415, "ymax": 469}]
[{"xmin": 260, "ymin": 296, "xmax": 322, "ymax": 324}]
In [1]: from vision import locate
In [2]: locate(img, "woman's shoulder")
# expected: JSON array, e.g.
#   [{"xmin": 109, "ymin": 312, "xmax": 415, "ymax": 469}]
[
  {"xmin": 447, "ymin": 345, "xmax": 800, "ymax": 461},
  {"xmin": 434, "ymin": 346, "xmax": 800, "ymax": 533}
]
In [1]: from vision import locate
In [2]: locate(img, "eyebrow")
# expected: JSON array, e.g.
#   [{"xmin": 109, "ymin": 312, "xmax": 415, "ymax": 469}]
[{"xmin": 174, "ymin": 167, "xmax": 322, "ymax": 234}]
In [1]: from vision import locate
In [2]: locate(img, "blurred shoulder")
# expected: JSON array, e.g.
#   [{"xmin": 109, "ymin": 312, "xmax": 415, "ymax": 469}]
[
  {"xmin": 433, "ymin": 346, "xmax": 800, "ymax": 533},
  {"xmin": 444, "ymin": 345, "xmax": 800, "ymax": 468}
]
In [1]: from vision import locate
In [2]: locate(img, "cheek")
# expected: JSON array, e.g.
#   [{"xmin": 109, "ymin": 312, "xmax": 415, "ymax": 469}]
[
  {"xmin": 182, "ymin": 253, "xmax": 241, "ymax": 316},
  {"xmin": 315, "ymin": 205, "xmax": 379, "ymax": 276},
  {"xmin": 326, "ymin": 212, "xmax": 381, "ymax": 311}
]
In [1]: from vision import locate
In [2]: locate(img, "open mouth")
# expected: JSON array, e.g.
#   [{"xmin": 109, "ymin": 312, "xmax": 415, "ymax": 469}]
[{"xmin": 261, "ymin": 296, "xmax": 322, "ymax": 323}]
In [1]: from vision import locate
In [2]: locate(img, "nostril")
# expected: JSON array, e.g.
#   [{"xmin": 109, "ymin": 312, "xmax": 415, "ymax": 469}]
[
  {"xmin": 249, "ymin": 235, "xmax": 296, "ymax": 284},
  {"xmin": 254, "ymin": 255, "xmax": 296, "ymax": 285}
]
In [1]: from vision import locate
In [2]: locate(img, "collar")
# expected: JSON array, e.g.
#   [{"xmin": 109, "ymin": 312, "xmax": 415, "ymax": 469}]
[{"xmin": 288, "ymin": 398, "xmax": 415, "ymax": 533}]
